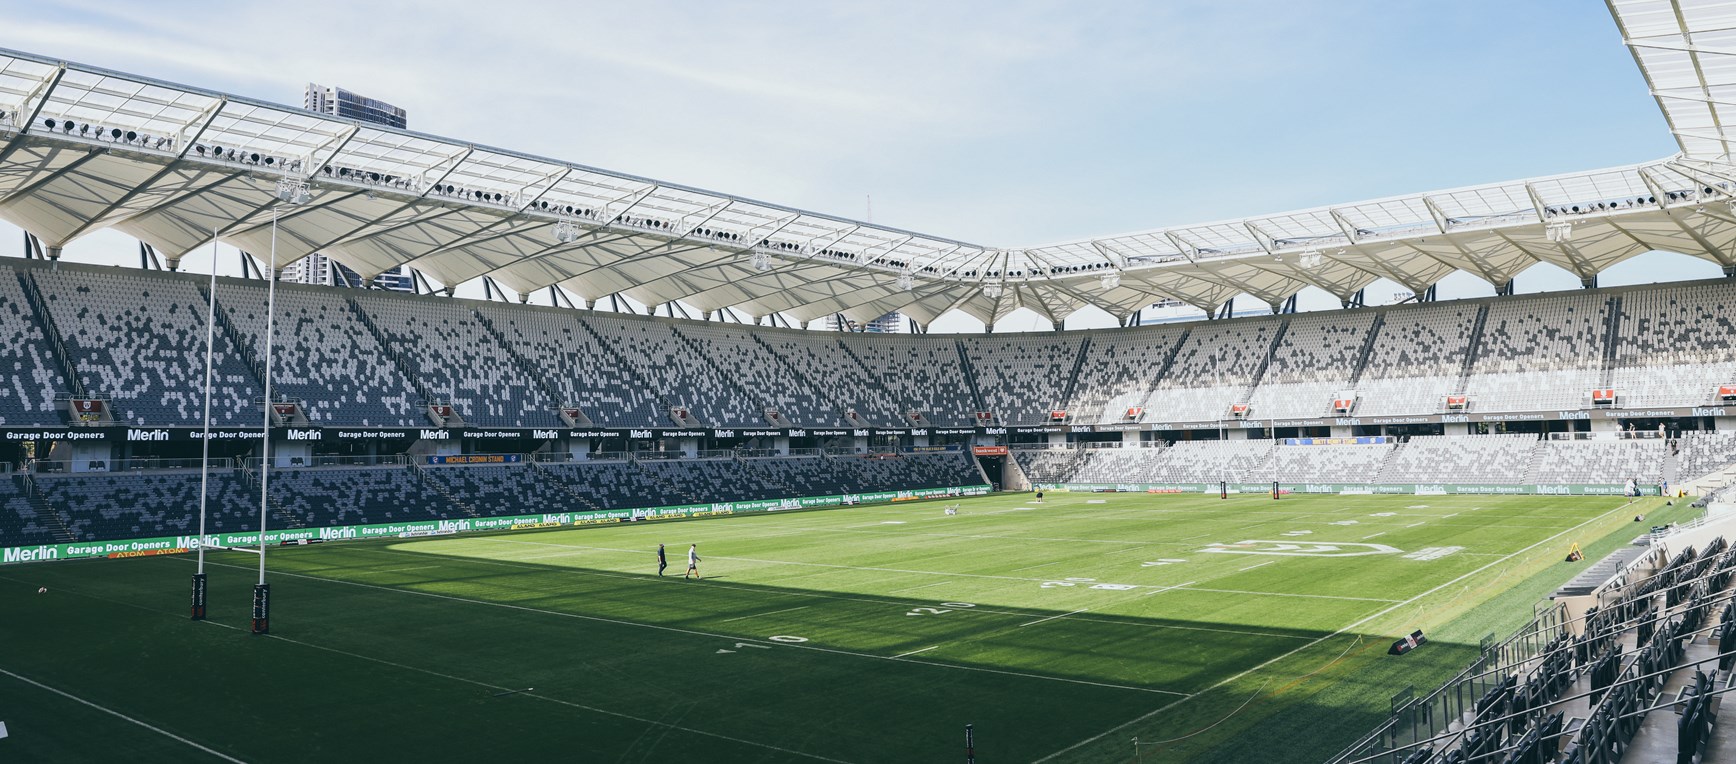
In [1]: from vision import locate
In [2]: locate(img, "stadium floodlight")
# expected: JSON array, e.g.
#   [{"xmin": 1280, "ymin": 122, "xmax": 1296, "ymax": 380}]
[
  {"xmin": 981, "ymin": 283, "xmax": 1003, "ymax": 299},
  {"xmin": 751, "ymin": 251, "xmax": 773, "ymax": 272},
  {"xmin": 1100, "ymin": 271, "xmax": 1121, "ymax": 290},
  {"xmin": 896, "ymin": 272, "xmax": 916, "ymax": 291},
  {"xmin": 1545, "ymin": 221, "xmax": 1573, "ymax": 243},
  {"xmin": 553, "ymin": 221, "xmax": 578, "ymax": 244},
  {"xmin": 275, "ymin": 179, "xmax": 311, "ymax": 205}
]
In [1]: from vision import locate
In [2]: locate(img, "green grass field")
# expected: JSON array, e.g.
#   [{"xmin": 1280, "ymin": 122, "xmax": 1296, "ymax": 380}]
[{"xmin": 0, "ymin": 490, "xmax": 1683, "ymax": 763}]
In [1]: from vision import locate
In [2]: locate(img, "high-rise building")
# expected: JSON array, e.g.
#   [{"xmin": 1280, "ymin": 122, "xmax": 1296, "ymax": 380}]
[
  {"xmin": 304, "ymin": 83, "xmax": 408, "ymax": 129},
  {"xmin": 282, "ymin": 254, "xmax": 412, "ymax": 292},
  {"xmin": 300, "ymin": 83, "xmax": 411, "ymax": 291},
  {"xmin": 824, "ymin": 312, "xmax": 903, "ymax": 333}
]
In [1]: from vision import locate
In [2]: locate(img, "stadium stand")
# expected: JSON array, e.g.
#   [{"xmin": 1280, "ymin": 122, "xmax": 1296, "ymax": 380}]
[
  {"xmin": 32, "ymin": 268, "xmax": 262, "ymax": 425},
  {"xmin": 357, "ymin": 294, "xmax": 558, "ymax": 427},
  {"xmin": 1374, "ymin": 434, "xmax": 1537, "ymax": 484},
  {"xmin": 1141, "ymin": 318, "xmax": 1279, "ymax": 423},
  {"xmin": 220, "ymin": 281, "xmax": 423, "ymax": 427},
  {"xmin": 0, "ymin": 264, "xmax": 69, "ymax": 425},
  {"xmin": 0, "ymin": 476, "xmax": 60, "ymax": 546},
  {"xmin": 1242, "ymin": 311, "xmax": 1377, "ymax": 419},
  {"xmin": 845, "ymin": 335, "xmax": 981, "ymax": 426},
  {"xmin": 1065, "ymin": 324, "xmax": 1187, "ymax": 425},
  {"xmin": 960, "ymin": 333, "xmax": 1085, "ymax": 425},
  {"xmin": 268, "ymin": 466, "xmax": 451, "ymax": 527},
  {"xmin": 1610, "ymin": 282, "xmax": 1736, "ymax": 407},
  {"xmin": 473, "ymin": 305, "xmax": 661, "ymax": 427},
  {"xmin": 1522, "ymin": 438, "xmax": 1667, "ymax": 485},
  {"xmin": 1252, "ymin": 442, "xmax": 1396, "ymax": 484},
  {"xmin": 418, "ymin": 463, "xmax": 585, "ymax": 517},
  {"xmin": 1675, "ymin": 430, "xmax": 1736, "ymax": 482},
  {"xmin": 1011, "ymin": 448, "xmax": 1087, "ymax": 484},
  {"xmin": 1463, "ymin": 291, "xmax": 1610, "ymax": 412},
  {"xmin": 538, "ymin": 459, "xmax": 684, "ymax": 509},
  {"xmin": 582, "ymin": 314, "xmax": 766, "ymax": 426},
  {"xmin": 33, "ymin": 470, "xmax": 256, "ymax": 540},
  {"xmin": 673, "ymin": 323, "xmax": 836, "ymax": 426},
  {"xmin": 753, "ymin": 330, "xmax": 903, "ymax": 426},
  {"xmin": 1351, "ymin": 301, "xmax": 1479, "ymax": 417}
]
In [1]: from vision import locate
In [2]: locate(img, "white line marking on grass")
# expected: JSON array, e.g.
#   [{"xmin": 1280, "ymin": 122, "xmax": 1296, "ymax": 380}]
[
  {"xmin": 1361, "ymin": 532, "xmax": 1386, "ymax": 540},
  {"xmin": 1406, "ymin": 522, "xmax": 1427, "ymax": 528},
  {"xmin": 191, "ymin": 559, "xmax": 1187, "ymax": 698},
  {"xmin": 1238, "ymin": 561, "xmax": 1276, "ymax": 572},
  {"xmin": 1443, "ymin": 513, "xmax": 1459, "ymax": 519},
  {"xmin": 1019, "ymin": 609, "xmax": 1088, "ymax": 628},
  {"xmin": 893, "ymin": 645, "xmax": 941, "ymax": 658},
  {"xmin": 0, "ymin": 667, "xmax": 247, "ymax": 763},
  {"xmin": 1176, "ymin": 586, "xmax": 1401, "ymax": 603},
  {"xmin": 719, "ymin": 606, "xmax": 810, "ymax": 623},
  {"xmin": 377, "ymin": 565, "xmax": 441, "ymax": 572},
  {"xmin": 1010, "ymin": 561, "xmax": 1065, "ymax": 572},
  {"xmin": 183, "ymin": 620, "xmax": 848, "ymax": 763},
  {"xmin": 1033, "ymin": 497, "xmax": 1644, "ymax": 763},
  {"xmin": 889, "ymin": 581, "xmax": 951, "ymax": 593}
]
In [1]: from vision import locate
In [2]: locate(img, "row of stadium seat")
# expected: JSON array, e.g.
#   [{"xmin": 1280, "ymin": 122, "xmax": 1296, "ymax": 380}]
[
  {"xmin": 1016, "ymin": 435, "xmax": 1681, "ymax": 485},
  {"xmin": 10, "ymin": 261, "xmax": 1736, "ymax": 427},
  {"xmin": 0, "ymin": 452, "xmax": 986, "ymax": 545}
]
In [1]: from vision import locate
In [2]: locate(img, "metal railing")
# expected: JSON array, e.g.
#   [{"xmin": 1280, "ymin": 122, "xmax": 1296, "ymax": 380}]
[{"xmin": 30, "ymin": 457, "xmax": 230, "ymax": 473}]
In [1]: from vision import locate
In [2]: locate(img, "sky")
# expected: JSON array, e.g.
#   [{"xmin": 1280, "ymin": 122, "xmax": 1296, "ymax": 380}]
[{"xmin": 0, "ymin": 0, "xmax": 1716, "ymax": 332}]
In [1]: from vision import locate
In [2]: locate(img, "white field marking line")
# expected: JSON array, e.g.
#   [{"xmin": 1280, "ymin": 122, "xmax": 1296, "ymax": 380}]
[
  {"xmin": 1443, "ymin": 513, "xmax": 1459, "ymax": 518},
  {"xmin": 1009, "ymin": 561, "xmax": 1066, "ymax": 572},
  {"xmin": 375, "ymin": 565, "xmax": 442, "ymax": 572},
  {"xmin": 1361, "ymin": 532, "xmax": 1387, "ymax": 540},
  {"xmin": 0, "ymin": 666, "xmax": 248, "ymax": 763},
  {"xmin": 893, "ymin": 645, "xmax": 941, "ymax": 659},
  {"xmin": 1176, "ymin": 586, "xmax": 1402, "ymax": 603},
  {"xmin": 720, "ymin": 605, "xmax": 809, "ymax": 623},
  {"xmin": 1238, "ymin": 561, "xmax": 1276, "ymax": 572},
  {"xmin": 183, "ymin": 618, "xmax": 850, "ymax": 763},
  {"xmin": 189, "ymin": 559, "xmax": 1185, "ymax": 698},
  {"xmin": 1407, "ymin": 522, "xmax": 1427, "ymax": 528},
  {"xmin": 477, "ymin": 536, "xmax": 1131, "ymax": 587},
  {"xmin": 246, "ymin": 547, "xmax": 1314, "ymax": 643},
  {"xmin": 1032, "ymin": 496, "xmax": 1644, "ymax": 763},
  {"xmin": 1019, "ymin": 608, "xmax": 1089, "ymax": 628}
]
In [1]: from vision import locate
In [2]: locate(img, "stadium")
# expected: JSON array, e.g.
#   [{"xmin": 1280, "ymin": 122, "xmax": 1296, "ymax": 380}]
[{"xmin": 4, "ymin": 2, "xmax": 1736, "ymax": 762}]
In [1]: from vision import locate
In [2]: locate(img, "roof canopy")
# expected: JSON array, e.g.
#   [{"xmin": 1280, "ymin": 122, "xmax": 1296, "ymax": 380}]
[{"xmin": 0, "ymin": 1, "xmax": 1734, "ymax": 327}]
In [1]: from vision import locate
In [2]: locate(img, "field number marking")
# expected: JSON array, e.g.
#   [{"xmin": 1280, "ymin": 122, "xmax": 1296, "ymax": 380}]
[
  {"xmin": 1201, "ymin": 541, "xmax": 1401, "ymax": 557},
  {"xmin": 768, "ymin": 635, "xmax": 808, "ymax": 643},
  {"xmin": 1040, "ymin": 578, "xmax": 1136, "ymax": 591},
  {"xmin": 906, "ymin": 602, "xmax": 977, "ymax": 617}
]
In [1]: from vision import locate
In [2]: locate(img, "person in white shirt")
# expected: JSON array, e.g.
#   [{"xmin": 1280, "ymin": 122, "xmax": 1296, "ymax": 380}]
[{"xmin": 684, "ymin": 544, "xmax": 702, "ymax": 579}]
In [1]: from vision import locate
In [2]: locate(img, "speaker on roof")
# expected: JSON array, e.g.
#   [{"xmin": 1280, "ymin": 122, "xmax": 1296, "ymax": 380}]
[{"xmin": 126, "ymin": 131, "xmax": 137, "ymax": 142}]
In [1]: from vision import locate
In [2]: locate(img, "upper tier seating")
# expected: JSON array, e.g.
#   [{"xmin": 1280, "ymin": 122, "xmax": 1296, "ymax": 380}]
[
  {"xmin": 584, "ymin": 315, "xmax": 764, "ymax": 426},
  {"xmin": 0, "ymin": 266, "xmax": 69, "ymax": 425},
  {"xmin": 1464, "ymin": 292, "xmax": 1609, "ymax": 412},
  {"xmin": 754, "ymin": 330, "xmax": 903, "ymax": 425},
  {"xmin": 846, "ymin": 335, "xmax": 980, "ymax": 426},
  {"xmin": 34, "ymin": 269, "xmax": 260, "ymax": 425},
  {"xmin": 220, "ymin": 282, "xmax": 422, "ymax": 427},
  {"xmin": 1354, "ymin": 302, "xmax": 1479, "ymax": 417},
  {"xmin": 359, "ymin": 296, "xmax": 557, "ymax": 427},
  {"xmin": 1610, "ymin": 284, "xmax": 1736, "ymax": 407},
  {"xmin": 1243, "ymin": 311, "xmax": 1376, "ymax": 420},
  {"xmin": 960, "ymin": 334, "xmax": 1084, "ymax": 425},
  {"xmin": 675, "ymin": 324, "xmax": 836, "ymax": 425},
  {"xmin": 474, "ymin": 305, "xmax": 660, "ymax": 427},
  {"xmin": 1142, "ymin": 320, "xmax": 1278, "ymax": 422},
  {"xmin": 1066, "ymin": 324, "xmax": 1187, "ymax": 424}
]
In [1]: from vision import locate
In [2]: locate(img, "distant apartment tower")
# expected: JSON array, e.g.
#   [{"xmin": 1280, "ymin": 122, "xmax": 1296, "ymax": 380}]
[
  {"xmin": 304, "ymin": 83, "xmax": 408, "ymax": 129},
  {"xmin": 825, "ymin": 311, "xmax": 903, "ymax": 333},
  {"xmin": 299, "ymin": 83, "xmax": 411, "ymax": 291}
]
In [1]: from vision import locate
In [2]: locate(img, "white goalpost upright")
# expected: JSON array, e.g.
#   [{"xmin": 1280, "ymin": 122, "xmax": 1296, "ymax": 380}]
[{"xmin": 191, "ymin": 230, "xmax": 218, "ymax": 620}]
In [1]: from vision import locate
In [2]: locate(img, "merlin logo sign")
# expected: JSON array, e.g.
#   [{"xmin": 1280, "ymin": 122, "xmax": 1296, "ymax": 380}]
[{"xmin": 1201, "ymin": 540, "xmax": 1401, "ymax": 557}]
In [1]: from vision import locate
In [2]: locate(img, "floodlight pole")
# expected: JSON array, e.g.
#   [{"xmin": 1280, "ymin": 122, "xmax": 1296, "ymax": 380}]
[
  {"xmin": 253, "ymin": 203, "xmax": 284, "ymax": 634},
  {"xmin": 192, "ymin": 229, "xmax": 218, "ymax": 620}
]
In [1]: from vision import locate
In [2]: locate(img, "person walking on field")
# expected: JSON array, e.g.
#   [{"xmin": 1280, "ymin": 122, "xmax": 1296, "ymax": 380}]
[
  {"xmin": 656, "ymin": 543, "xmax": 668, "ymax": 576},
  {"xmin": 685, "ymin": 544, "xmax": 702, "ymax": 579}
]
